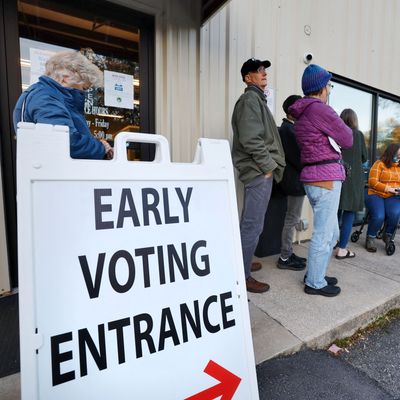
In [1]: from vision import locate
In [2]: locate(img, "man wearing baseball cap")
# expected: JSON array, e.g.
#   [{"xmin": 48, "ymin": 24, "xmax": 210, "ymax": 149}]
[{"xmin": 231, "ymin": 58, "xmax": 285, "ymax": 293}]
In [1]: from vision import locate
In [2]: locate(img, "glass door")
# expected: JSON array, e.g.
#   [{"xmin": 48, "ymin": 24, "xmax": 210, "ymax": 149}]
[
  {"xmin": 17, "ymin": 0, "xmax": 154, "ymax": 160},
  {"xmin": 0, "ymin": 0, "xmax": 154, "ymax": 288}
]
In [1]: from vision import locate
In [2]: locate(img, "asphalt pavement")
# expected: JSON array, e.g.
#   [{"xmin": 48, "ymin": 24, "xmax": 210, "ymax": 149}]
[
  {"xmin": 342, "ymin": 316, "xmax": 400, "ymax": 399},
  {"xmin": 257, "ymin": 315, "xmax": 400, "ymax": 400}
]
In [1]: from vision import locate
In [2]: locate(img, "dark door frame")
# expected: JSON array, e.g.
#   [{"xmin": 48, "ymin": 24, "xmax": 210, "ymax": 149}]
[
  {"xmin": 0, "ymin": 0, "xmax": 21, "ymax": 289},
  {"xmin": 0, "ymin": 0, "xmax": 155, "ymax": 288}
]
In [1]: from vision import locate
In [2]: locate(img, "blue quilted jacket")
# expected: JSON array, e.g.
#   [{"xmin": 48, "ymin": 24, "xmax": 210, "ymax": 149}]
[
  {"xmin": 289, "ymin": 97, "xmax": 353, "ymax": 182},
  {"xmin": 13, "ymin": 76, "xmax": 105, "ymax": 159}
]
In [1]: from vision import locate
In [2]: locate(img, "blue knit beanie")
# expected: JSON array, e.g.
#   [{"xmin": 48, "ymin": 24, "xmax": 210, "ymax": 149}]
[{"xmin": 301, "ymin": 64, "xmax": 332, "ymax": 95}]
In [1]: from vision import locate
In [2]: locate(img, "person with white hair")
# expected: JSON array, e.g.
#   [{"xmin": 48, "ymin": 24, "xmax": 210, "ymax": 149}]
[{"xmin": 13, "ymin": 50, "xmax": 113, "ymax": 159}]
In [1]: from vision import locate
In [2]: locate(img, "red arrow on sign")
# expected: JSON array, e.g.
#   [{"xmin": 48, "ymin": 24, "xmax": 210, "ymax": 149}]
[{"xmin": 185, "ymin": 360, "xmax": 242, "ymax": 400}]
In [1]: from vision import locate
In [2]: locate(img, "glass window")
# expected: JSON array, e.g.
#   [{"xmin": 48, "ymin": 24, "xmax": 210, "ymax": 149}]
[
  {"xmin": 328, "ymin": 81, "xmax": 374, "ymax": 224},
  {"xmin": 329, "ymin": 82, "xmax": 373, "ymax": 155},
  {"xmin": 17, "ymin": 0, "xmax": 143, "ymax": 160},
  {"xmin": 376, "ymin": 97, "xmax": 400, "ymax": 159}
]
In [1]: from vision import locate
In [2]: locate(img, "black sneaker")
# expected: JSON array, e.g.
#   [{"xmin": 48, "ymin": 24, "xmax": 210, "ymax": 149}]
[
  {"xmin": 303, "ymin": 275, "xmax": 338, "ymax": 285},
  {"xmin": 277, "ymin": 254, "xmax": 306, "ymax": 271},
  {"xmin": 304, "ymin": 284, "xmax": 341, "ymax": 297},
  {"xmin": 291, "ymin": 253, "xmax": 307, "ymax": 264},
  {"xmin": 366, "ymin": 236, "xmax": 377, "ymax": 252}
]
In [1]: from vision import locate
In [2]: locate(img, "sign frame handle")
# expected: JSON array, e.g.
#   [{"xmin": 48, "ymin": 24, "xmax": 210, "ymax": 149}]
[{"xmin": 113, "ymin": 132, "xmax": 171, "ymax": 164}]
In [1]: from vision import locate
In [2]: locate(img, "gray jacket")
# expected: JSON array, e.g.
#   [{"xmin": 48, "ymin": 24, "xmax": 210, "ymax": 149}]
[{"xmin": 231, "ymin": 85, "xmax": 285, "ymax": 185}]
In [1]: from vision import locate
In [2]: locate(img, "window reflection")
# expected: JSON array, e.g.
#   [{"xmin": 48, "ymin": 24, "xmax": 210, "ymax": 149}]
[
  {"xmin": 377, "ymin": 97, "xmax": 400, "ymax": 159},
  {"xmin": 328, "ymin": 82, "xmax": 374, "ymax": 224},
  {"xmin": 329, "ymin": 82, "xmax": 373, "ymax": 153}
]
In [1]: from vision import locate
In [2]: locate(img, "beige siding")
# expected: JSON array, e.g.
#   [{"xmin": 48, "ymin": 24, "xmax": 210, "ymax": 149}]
[
  {"xmin": 200, "ymin": 0, "xmax": 400, "ymax": 240},
  {"xmin": 109, "ymin": 0, "xmax": 400, "ymax": 159},
  {"xmin": 111, "ymin": 0, "xmax": 201, "ymax": 162},
  {"xmin": 201, "ymin": 0, "xmax": 400, "ymax": 142}
]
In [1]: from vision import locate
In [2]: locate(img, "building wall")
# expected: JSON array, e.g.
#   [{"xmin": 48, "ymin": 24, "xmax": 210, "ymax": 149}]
[
  {"xmin": 201, "ymin": 0, "xmax": 400, "ymax": 141},
  {"xmin": 200, "ymin": 0, "xmax": 400, "ymax": 240},
  {"xmin": 111, "ymin": 0, "xmax": 201, "ymax": 163}
]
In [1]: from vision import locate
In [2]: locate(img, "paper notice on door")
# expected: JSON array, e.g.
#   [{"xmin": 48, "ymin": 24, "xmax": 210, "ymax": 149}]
[
  {"xmin": 30, "ymin": 48, "xmax": 56, "ymax": 85},
  {"xmin": 328, "ymin": 136, "xmax": 341, "ymax": 153},
  {"xmin": 104, "ymin": 70, "xmax": 134, "ymax": 109}
]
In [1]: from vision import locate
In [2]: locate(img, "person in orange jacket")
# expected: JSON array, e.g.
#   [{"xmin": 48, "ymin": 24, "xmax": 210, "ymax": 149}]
[{"xmin": 365, "ymin": 143, "xmax": 400, "ymax": 252}]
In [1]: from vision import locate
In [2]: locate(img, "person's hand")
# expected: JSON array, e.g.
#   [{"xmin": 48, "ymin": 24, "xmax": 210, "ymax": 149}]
[
  {"xmin": 387, "ymin": 187, "xmax": 400, "ymax": 194},
  {"xmin": 100, "ymin": 139, "xmax": 113, "ymax": 160},
  {"xmin": 105, "ymin": 147, "xmax": 114, "ymax": 160},
  {"xmin": 265, "ymin": 172, "xmax": 273, "ymax": 178}
]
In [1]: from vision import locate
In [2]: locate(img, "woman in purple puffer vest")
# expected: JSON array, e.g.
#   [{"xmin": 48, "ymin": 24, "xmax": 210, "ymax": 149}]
[{"xmin": 288, "ymin": 64, "xmax": 353, "ymax": 297}]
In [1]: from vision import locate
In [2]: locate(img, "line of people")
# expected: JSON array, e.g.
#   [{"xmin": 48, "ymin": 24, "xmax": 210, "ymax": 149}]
[
  {"xmin": 12, "ymin": 51, "xmax": 400, "ymax": 298},
  {"xmin": 232, "ymin": 58, "xmax": 400, "ymax": 297}
]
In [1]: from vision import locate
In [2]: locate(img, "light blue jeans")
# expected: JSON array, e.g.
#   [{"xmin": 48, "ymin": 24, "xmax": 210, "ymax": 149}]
[{"xmin": 304, "ymin": 181, "xmax": 342, "ymax": 289}]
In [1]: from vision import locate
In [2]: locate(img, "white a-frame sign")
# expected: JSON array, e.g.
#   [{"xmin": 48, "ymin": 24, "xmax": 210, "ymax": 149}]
[{"xmin": 17, "ymin": 123, "xmax": 260, "ymax": 400}]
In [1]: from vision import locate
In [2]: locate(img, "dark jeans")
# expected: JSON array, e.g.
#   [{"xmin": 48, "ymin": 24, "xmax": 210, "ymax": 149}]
[
  {"xmin": 280, "ymin": 195, "xmax": 305, "ymax": 258},
  {"xmin": 365, "ymin": 194, "xmax": 400, "ymax": 237},
  {"xmin": 240, "ymin": 175, "xmax": 273, "ymax": 278},
  {"xmin": 337, "ymin": 210, "xmax": 355, "ymax": 248}
]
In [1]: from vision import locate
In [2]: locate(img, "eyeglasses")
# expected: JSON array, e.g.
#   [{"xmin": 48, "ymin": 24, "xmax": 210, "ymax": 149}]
[
  {"xmin": 248, "ymin": 66, "xmax": 267, "ymax": 74},
  {"xmin": 327, "ymin": 82, "xmax": 334, "ymax": 89}
]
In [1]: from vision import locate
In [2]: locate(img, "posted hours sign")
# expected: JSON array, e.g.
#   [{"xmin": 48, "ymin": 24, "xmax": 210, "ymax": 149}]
[{"xmin": 17, "ymin": 123, "xmax": 259, "ymax": 399}]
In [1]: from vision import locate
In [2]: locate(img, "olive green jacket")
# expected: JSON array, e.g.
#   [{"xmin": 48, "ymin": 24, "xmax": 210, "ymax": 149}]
[{"xmin": 231, "ymin": 85, "xmax": 285, "ymax": 185}]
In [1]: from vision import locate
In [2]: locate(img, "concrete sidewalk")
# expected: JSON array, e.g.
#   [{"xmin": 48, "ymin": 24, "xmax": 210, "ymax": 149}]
[
  {"xmin": 1, "ymin": 230, "xmax": 399, "ymax": 400},
  {"xmin": 249, "ymin": 229, "xmax": 400, "ymax": 365}
]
